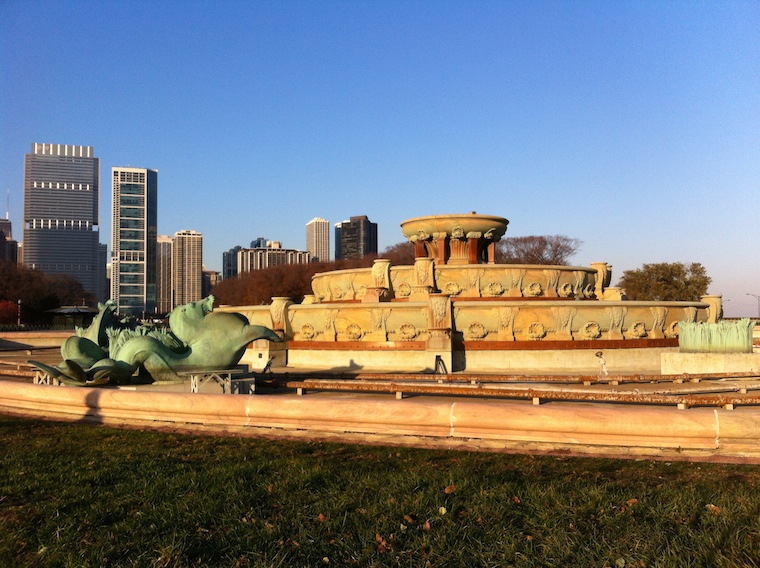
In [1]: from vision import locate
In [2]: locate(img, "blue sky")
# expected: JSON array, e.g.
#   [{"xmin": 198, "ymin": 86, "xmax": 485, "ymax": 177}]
[{"xmin": 1, "ymin": 1, "xmax": 758, "ymax": 316}]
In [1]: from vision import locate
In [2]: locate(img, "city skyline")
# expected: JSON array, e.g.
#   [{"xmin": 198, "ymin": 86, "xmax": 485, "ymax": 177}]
[{"xmin": 2, "ymin": 2, "xmax": 758, "ymax": 316}]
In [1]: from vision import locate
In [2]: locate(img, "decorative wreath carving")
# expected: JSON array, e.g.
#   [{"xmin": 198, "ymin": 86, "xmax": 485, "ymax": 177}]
[
  {"xmin": 526, "ymin": 282, "xmax": 543, "ymax": 297},
  {"xmin": 560, "ymin": 283, "xmax": 574, "ymax": 298},
  {"xmin": 527, "ymin": 322, "xmax": 546, "ymax": 340},
  {"xmin": 581, "ymin": 321, "xmax": 602, "ymax": 339},
  {"xmin": 300, "ymin": 323, "xmax": 316, "ymax": 340},
  {"xmin": 445, "ymin": 282, "xmax": 461, "ymax": 296},
  {"xmin": 398, "ymin": 323, "xmax": 417, "ymax": 340},
  {"xmin": 331, "ymin": 286, "xmax": 343, "ymax": 300},
  {"xmin": 356, "ymin": 285, "xmax": 367, "ymax": 299},
  {"xmin": 346, "ymin": 324, "xmax": 363, "ymax": 340},
  {"xmin": 487, "ymin": 281, "xmax": 505, "ymax": 296},
  {"xmin": 466, "ymin": 322, "xmax": 487, "ymax": 340},
  {"xmin": 583, "ymin": 284, "xmax": 595, "ymax": 298},
  {"xmin": 396, "ymin": 283, "xmax": 412, "ymax": 298},
  {"xmin": 628, "ymin": 321, "xmax": 647, "ymax": 338}
]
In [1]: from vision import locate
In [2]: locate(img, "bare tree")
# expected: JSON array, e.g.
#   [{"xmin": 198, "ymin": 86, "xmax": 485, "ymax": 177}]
[
  {"xmin": 495, "ymin": 235, "xmax": 582, "ymax": 265},
  {"xmin": 379, "ymin": 241, "xmax": 416, "ymax": 265}
]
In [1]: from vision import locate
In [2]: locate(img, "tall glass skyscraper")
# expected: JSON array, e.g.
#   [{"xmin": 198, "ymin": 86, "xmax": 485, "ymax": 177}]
[
  {"xmin": 111, "ymin": 167, "xmax": 158, "ymax": 316},
  {"xmin": 23, "ymin": 143, "xmax": 103, "ymax": 301}
]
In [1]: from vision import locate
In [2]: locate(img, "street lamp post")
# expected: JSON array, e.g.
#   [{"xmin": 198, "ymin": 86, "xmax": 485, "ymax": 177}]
[
  {"xmin": 17, "ymin": 299, "xmax": 21, "ymax": 326},
  {"xmin": 748, "ymin": 293, "xmax": 760, "ymax": 319}
]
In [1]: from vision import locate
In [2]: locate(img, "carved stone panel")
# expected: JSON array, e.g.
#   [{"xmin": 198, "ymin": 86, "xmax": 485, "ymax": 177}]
[{"xmin": 606, "ymin": 306, "xmax": 627, "ymax": 340}]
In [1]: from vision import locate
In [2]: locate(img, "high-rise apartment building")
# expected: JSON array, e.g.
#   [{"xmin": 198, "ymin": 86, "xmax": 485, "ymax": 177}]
[
  {"xmin": 111, "ymin": 167, "xmax": 158, "ymax": 316},
  {"xmin": 334, "ymin": 215, "xmax": 378, "ymax": 260},
  {"xmin": 156, "ymin": 235, "xmax": 173, "ymax": 314},
  {"xmin": 23, "ymin": 143, "xmax": 102, "ymax": 301},
  {"xmin": 237, "ymin": 241, "xmax": 311, "ymax": 272},
  {"xmin": 306, "ymin": 217, "xmax": 330, "ymax": 262},
  {"xmin": 222, "ymin": 245, "xmax": 242, "ymax": 280},
  {"xmin": 173, "ymin": 230, "xmax": 203, "ymax": 305}
]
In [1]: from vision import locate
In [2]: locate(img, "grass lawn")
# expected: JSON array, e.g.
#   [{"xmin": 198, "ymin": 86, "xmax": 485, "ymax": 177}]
[{"xmin": 1, "ymin": 414, "xmax": 760, "ymax": 567}]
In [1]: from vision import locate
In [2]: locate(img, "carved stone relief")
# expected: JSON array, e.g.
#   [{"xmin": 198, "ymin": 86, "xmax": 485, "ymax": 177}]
[
  {"xmin": 497, "ymin": 306, "xmax": 519, "ymax": 341},
  {"xmin": 544, "ymin": 270, "xmax": 561, "ymax": 298},
  {"xmin": 649, "ymin": 307, "xmax": 668, "ymax": 339},
  {"xmin": 606, "ymin": 306, "xmax": 627, "ymax": 340},
  {"xmin": 581, "ymin": 321, "xmax": 602, "ymax": 339},
  {"xmin": 526, "ymin": 322, "xmax": 547, "ymax": 340},
  {"xmin": 626, "ymin": 321, "xmax": 648, "ymax": 339},
  {"xmin": 466, "ymin": 322, "xmax": 488, "ymax": 340},
  {"xmin": 505, "ymin": 269, "xmax": 526, "ymax": 297},
  {"xmin": 526, "ymin": 282, "xmax": 543, "ymax": 297},
  {"xmin": 552, "ymin": 306, "xmax": 576, "ymax": 340}
]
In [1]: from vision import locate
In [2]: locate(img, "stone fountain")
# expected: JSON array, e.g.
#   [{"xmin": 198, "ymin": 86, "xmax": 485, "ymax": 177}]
[{"xmin": 225, "ymin": 212, "xmax": 720, "ymax": 374}]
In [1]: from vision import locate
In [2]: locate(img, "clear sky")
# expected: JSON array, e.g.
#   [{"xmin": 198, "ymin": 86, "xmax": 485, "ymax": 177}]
[{"xmin": 1, "ymin": 1, "xmax": 758, "ymax": 316}]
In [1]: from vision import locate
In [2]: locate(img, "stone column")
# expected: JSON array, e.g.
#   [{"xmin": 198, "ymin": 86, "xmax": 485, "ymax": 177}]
[
  {"xmin": 410, "ymin": 257, "xmax": 435, "ymax": 301},
  {"xmin": 426, "ymin": 293, "xmax": 453, "ymax": 371},
  {"xmin": 466, "ymin": 231, "xmax": 482, "ymax": 264},
  {"xmin": 433, "ymin": 232, "xmax": 448, "ymax": 264},
  {"xmin": 363, "ymin": 259, "xmax": 392, "ymax": 303}
]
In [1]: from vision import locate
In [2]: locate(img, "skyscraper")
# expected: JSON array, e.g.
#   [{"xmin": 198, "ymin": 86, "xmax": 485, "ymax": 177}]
[
  {"xmin": 173, "ymin": 230, "xmax": 203, "ymax": 305},
  {"xmin": 111, "ymin": 167, "xmax": 158, "ymax": 316},
  {"xmin": 306, "ymin": 217, "xmax": 330, "ymax": 262},
  {"xmin": 156, "ymin": 235, "xmax": 173, "ymax": 314},
  {"xmin": 23, "ymin": 143, "xmax": 102, "ymax": 301},
  {"xmin": 335, "ymin": 215, "xmax": 378, "ymax": 260}
]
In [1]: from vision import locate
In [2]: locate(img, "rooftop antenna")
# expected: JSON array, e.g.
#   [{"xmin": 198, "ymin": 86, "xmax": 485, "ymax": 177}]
[{"xmin": 5, "ymin": 190, "xmax": 8, "ymax": 220}]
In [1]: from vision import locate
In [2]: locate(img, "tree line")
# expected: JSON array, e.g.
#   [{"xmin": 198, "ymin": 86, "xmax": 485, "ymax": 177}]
[{"xmin": 0, "ymin": 260, "xmax": 92, "ymax": 324}]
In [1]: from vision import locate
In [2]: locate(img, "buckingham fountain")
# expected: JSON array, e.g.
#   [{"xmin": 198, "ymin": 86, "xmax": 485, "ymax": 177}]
[
  {"xmin": 231, "ymin": 212, "xmax": 721, "ymax": 375},
  {"xmin": 6, "ymin": 211, "xmax": 760, "ymax": 463}
]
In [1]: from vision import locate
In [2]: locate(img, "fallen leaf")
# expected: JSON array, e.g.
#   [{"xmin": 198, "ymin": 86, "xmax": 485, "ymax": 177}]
[
  {"xmin": 444, "ymin": 485, "xmax": 456, "ymax": 495},
  {"xmin": 706, "ymin": 503, "xmax": 721, "ymax": 515},
  {"xmin": 423, "ymin": 520, "xmax": 432, "ymax": 532},
  {"xmin": 403, "ymin": 514, "xmax": 415, "ymax": 524},
  {"xmin": 318, "ymin": 513, "xmax": 327, "ymax": 523},
  {"xmin": 627, "ymin": 498, "xmax": 639, "ymax": 507}
]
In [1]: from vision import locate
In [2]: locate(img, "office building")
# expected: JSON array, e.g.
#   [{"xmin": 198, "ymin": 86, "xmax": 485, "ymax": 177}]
[
  {"xmin": 334, "ymin": 215, "xmax": 378, "ymax": 260},
  {"xmin": 110, "ymin": 167, "xmax": 158, "ymax": 316},
  {"xmin": 0, "ymin": 218, "xmax": 17, "ymax": 263},
  {"xmin": 306, "ymin": 217, "xmax": 330, "ymax": 262},
  {"xmin": 0, "ymin": 218, "xmax": 11, "ymax": 241},
  {"xmin": 23, "ymin": 143, "xmax": 102, "ymax": 301},
  {"xmin": 156, "ymin": 235, "xmax": 173, "ymax": 314},
  {"xmin": 238, "ymin": 241, "xmax": 311, "ymax": 272},
  {"xmin": 173, "ymin": 230, "xmax": 203, "ymax": 305}
]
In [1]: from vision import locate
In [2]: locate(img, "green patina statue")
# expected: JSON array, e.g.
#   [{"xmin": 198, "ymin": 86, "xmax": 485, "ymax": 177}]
[{"xmin": 30, "ymin": 296, "xmax": 282, "ymax": 386}]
